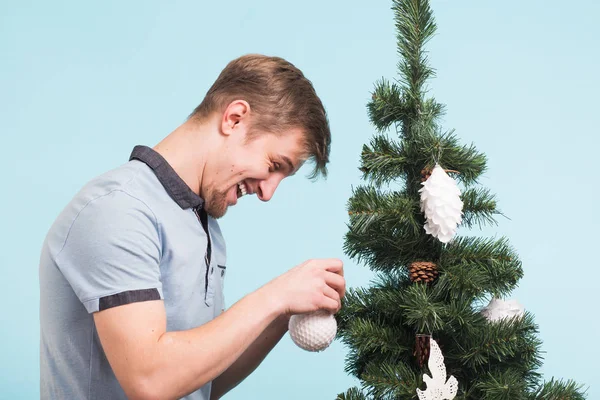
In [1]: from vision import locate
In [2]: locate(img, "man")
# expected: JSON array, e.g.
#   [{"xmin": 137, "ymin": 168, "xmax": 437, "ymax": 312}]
[{"xmin": 39, "ymin": 54, "xmax": 345, "ymax": 400}]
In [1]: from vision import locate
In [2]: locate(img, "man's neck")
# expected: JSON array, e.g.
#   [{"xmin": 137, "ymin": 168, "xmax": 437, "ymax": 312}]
[{"xmin": 153, "ymin": 119, "xmax": 214, "ymax": 197}]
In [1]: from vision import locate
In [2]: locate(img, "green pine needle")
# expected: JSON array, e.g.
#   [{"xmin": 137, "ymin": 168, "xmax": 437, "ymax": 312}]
[
  {"xmin": 461, "ymin": 187, "xmax": 502, "ymax": 229},
  {"xmin": 531, "ymin": 379, "xmax": 588, "ymax": 400},
  {"xmin": 336, "ymin": 387, "xmax": 367, "ymax": 400},
  {"xmin": 359, "ymin": 135, "xmax": 407, "ymax": 186}
]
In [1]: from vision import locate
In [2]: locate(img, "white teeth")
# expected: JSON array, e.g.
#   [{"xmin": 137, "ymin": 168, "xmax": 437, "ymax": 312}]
[{"xmin": 238, "ymin": 181, "xmax": 247, "ymax": 196}]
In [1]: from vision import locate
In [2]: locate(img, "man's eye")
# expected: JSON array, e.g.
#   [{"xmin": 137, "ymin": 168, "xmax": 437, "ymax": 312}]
[{"xmin": 273, "ymin": 162, "xmax": 281, "ymax": 171}]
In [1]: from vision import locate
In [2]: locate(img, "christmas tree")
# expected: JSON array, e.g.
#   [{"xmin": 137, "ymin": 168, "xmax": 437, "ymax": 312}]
[{"xmin": 336, "ymin": 1, "xmax": 586, "ymax": 399}]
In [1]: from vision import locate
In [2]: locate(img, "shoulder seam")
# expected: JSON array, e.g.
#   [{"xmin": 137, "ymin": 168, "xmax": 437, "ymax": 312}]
[{"xmin": 55, "ymin": 187, "xmax": 160, "ymax": 263}]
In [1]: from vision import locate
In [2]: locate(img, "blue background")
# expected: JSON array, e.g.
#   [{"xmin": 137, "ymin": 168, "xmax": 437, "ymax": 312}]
[{"xmin": 2, "ymin": 0, "xmax": 598, "ymax": 398}]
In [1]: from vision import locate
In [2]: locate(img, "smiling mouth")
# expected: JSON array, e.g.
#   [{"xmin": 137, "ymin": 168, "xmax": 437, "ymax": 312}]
[{"xmin": 236, "ymin": 181, "xmax": 248, "ymax": 198}]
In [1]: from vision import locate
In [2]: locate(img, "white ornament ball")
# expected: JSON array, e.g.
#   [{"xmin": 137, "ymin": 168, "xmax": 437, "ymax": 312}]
[
  {"xmin": 481, "ymin": 297, "xmax": 525, "ymax": 322},
  {"xmin": 419, "ymin": 163, "xmax": 463, "ymax": 243},
  {"xmin": 288, "ymin": 311, "xmax": 337, "ymax": 352}
]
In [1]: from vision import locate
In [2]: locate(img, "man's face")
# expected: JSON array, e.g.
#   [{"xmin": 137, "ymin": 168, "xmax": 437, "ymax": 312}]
[{"xmin": 201, "ymin": 126, "xmax": 306, "ymax": 219}]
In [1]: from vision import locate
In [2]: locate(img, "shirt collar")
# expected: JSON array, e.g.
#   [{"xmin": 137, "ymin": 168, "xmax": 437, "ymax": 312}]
[{"xmin": 129, "ymin": 145, "xmax": 203, "ymax": 210}]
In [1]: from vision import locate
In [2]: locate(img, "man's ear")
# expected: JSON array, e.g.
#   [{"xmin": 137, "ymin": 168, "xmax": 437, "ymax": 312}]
[{"xmin": 221, "ymin": 100, "xmax": 251, "ymax": 137}]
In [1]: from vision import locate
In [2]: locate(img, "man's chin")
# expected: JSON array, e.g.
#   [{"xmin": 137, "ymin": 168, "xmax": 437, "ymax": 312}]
[
  {"xmin": 210, "ymin": 210, "xmax": 226, "ymax": 219},
  {"xmin": 204, "ymin": 203, "xmax": 228, "ymax": 219}
]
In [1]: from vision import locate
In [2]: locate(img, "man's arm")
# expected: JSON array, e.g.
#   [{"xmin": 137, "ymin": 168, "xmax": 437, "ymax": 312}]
[
  {"xmin": 209, "ymin": 314, "xmax": 290, "ymax": 400},
  {"xmin": 94, "ymin": 287, "xmax": 279, "ymax": 400},
  {"xmin": 93, "ymin": 258, "xmax": 345, "ymax": 400}
]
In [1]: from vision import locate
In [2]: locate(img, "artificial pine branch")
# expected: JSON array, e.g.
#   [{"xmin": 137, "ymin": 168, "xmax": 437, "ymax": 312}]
[
  {"xmin": 460, "ymin": 187, "xmax": 501, "ymax": 229},
  {"xmin": 371, "ymin": 269, "xmax": 412, "ymax": 291},
  {"xmin": 398, "ymin": 283, "xmax": 446, "ymax": 333},
  {"xmin": 338, "ymin": 286, "xmax": 411, "ymax": 330},
  {"xmin": 341, "ymin": 317, "xmax": 411, "ymax": 357},
  {"xmin": 450, "ymin": 313, "xmax": 541, "ymax": 375},
  {"xmin": 393, "ymin": 0, "xmax": 437, "ymax": 107},
  {"xmin": 359, "ymin": 135, "xmax": 407, "ymax": 186},
  {"xmin": 337, "ymin": 287, "xmax": 377, "ymax": 327},
  {"xmin": 530, "ymin": 379, "xmax": 587, "ymax": 400},
  {"xmin": 362, "ymin": 361, "xmax": 418, "ymax": 399},
  {"xmin": 441, "ymin": 236, "xmax": 523, "ymax": 297},
  {"xmin": 343, "ymin": 347, "xmax": 370, "ymax": 380},
  {"xmin": 344, "ymin": 225, "xmax": 441, "ymax": 273},
  {"xmin": 336, "ymin": 387, "xmax": 368, "ymax": 400},
  {"xmin": 434, "ymin": 131, "xmax": 487, "ymax": 185},
  {"xmin": 367, "ymin": 79, "xmax": 408, "ymax": 132},
  {"xmin": 347, "ymin": 186, "xmax": 420, "ymax": 236},
  {"xmin": 473, "ymin": 370, "xmax": 530, "ymax": 400},
  {"xmin": 342, "ymin": 335, "xmax": 416, "ymax": 382}
]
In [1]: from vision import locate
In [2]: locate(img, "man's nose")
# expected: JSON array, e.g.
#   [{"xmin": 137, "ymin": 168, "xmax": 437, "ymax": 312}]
[{"xmin": 257, "ymin": 176, "xmax": 283, "ymax": 202}]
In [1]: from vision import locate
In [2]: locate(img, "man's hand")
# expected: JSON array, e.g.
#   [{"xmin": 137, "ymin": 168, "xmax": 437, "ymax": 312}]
[
  {"xmin": 209, "ymin": 258, "xmax": 345, "ymax": 398},
  {"xmin": 264, "ymin": 258, "xmax": 345, "ymax": 316}
]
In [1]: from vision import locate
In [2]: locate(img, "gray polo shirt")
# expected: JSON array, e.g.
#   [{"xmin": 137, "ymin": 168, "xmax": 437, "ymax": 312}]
[{"xmin": 39, "ymin": 145, "xmax": 227, "ymax": 399}]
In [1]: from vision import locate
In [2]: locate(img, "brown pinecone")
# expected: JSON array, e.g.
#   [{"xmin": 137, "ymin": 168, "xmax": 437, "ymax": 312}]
[
  {"xmin": 409, "ymin": 261, "xmax": 438, "ymax": 284},
  {"xmin": 414, "ymin": 334, "xmax": 431, "ymax": 368},
  {"xmin": 420, "ymin": 167, "xmax": 432, "ymax": 182}
]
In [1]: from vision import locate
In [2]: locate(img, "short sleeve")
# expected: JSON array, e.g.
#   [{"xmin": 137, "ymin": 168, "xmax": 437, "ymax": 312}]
[{"xmin": 56, "ymin": 190, "xmax": 163, "ymax": 313}]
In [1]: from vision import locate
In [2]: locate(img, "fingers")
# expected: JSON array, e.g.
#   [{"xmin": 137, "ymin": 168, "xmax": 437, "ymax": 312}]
[
  {"xmin": 307, "ymin": 258, "xmax": 344, "ymax": 275},
  {"xmin": 324, "ymin": 258, "xmax": 344, "ymax": 275},
  {"xmin": 323, "ymin": 287, "xmax": 339, "ymax": 304},
  {"xmin": 321, "ymin": 288, "xmax": 341, "ymax": 313},
  {"xmin": 282, "ymin": 258, "xmax": 346, "ymax": 315},
  {"xmin": 324, "ymin": 271, "xmax": 346, "ymax": 299}
]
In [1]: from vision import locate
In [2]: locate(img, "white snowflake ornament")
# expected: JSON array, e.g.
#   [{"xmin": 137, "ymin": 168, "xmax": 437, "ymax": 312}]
[
  {"xmin": 288, "ymin": 311, "xmax": 337, "ymax": 352},
  {"xmin": 481, "ymin": 297, "xmax": 525, "ymax": 322},
  {"xmin": 419, "ymin": 164, "xmax": 463, "ymax": 243},
  {"xmin": 417, "ymin": 338, "xmax": 458, "ymax": 400}
]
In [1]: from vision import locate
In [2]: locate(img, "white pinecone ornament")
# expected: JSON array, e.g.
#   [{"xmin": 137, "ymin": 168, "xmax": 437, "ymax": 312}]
[
  {"xmin": 419, "ymin": 164, "xmax": 463, "ymax": 243},
  {"xmin": 481, "ymin": 297, "xmax": 525, "ymax": 323},
  {"xmin": 288, "ymin": 311, "xmax": 337, "ymax": 352}
]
